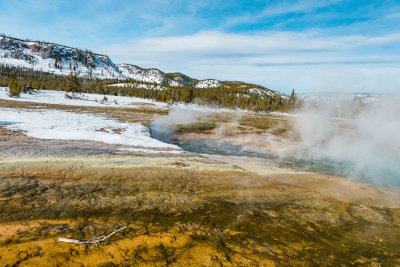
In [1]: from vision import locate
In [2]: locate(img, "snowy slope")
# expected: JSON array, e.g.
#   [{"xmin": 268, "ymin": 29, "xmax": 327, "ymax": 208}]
[
  {"xmin": 0, "ymin": 35, "xmax": 222, "ymax": 88},
  {"xmin": 118, "ymin": 64, "xmax": 165, "ymax": 84},
  {"xmin": 0, "ymin": 35, "xmax": 287, "ymax": 97},
  {"xmin": 195, "ymin": 79, "xmax": 221, "ymax": 88},
  {"xmin": 118, "ymin": 63, "xmax": 221, "ymax": 88},
  {"xmin": 0, "ymin": 36, "xmax": 122, "ymax": 79}
]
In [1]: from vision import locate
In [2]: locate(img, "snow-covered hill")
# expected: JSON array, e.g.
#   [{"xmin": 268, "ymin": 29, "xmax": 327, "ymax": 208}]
[
  {"xmin": 195, "ymin": 79, "xmax": 221, "ymax": 88},
  {"xmin": 117, "ymin": 64, "xmax": 222, "ymax": 88},
  {"xmin": 118, "ymin": 64, "xmax": 164, "ymax": 84},
  {"xmin": 0, "ymin": 35, "xmax": 222, "ymax": 88},
  {"xmin": 0, "ymin": 35, "xmax": 122, "ymax": 79}
]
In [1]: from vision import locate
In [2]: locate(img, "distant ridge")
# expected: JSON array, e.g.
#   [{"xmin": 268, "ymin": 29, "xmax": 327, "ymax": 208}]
[{"xmin": 0, "ymin": 35, "xmax": 223, "ymax": 88}]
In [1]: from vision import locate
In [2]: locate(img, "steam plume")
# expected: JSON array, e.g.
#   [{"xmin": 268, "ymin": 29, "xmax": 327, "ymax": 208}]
[{"xmin": 284, "ymin": 95, "xmax": 400, "ymax": 185}]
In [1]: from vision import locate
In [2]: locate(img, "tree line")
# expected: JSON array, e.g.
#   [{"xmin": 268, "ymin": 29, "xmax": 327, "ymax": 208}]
[{"xmin": 0, "ymin": 64, "xmax": 297, "ymax": 112}]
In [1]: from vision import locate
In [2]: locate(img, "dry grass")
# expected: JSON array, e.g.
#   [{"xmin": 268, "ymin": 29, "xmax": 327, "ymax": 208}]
[{"xmin": 172, "ymin": 113, "xmax": 293, "ymax": 145}]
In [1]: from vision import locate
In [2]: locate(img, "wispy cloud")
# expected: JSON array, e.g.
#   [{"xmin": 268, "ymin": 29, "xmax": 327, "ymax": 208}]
[
  {"xmin": 100, "ymin": 30, "xmax": 400, "ymax": 93},
  {"xmin": 1, "ymin": 0, "xmax": 400, "ymax": 93},
  {"xmin": 104, "ymin": 31, "xmax": 400, "ymax": 57}
]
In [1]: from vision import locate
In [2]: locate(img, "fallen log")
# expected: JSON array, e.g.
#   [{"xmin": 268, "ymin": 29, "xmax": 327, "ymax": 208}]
[{"xmin": 57, "ymin": 226, "xmax": 128, "ymax": 245}]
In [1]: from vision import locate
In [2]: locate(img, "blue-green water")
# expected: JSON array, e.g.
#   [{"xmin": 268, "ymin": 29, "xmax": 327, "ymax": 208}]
[
  {"xmin": 0, "ymin": 121, "xmax": 16, "ymax": 125},
  {"xmin": 176, "ymin": 139, "xmax": 348, "ymax": 175},
  {"xmin": 150, "ymin": 124, "xmax": 400, "ymax": 187},
  {"xmin": 179, "ymin": 139, "xmax": 400, "ymax": 186}
]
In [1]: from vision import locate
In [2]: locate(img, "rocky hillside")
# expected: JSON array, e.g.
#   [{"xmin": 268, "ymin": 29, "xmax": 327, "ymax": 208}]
[
  {"xmin": 118, "ymin": 64, "xmax": 221, "ymax": 88},
  {"xmin": 0, "ymin": 35, "xmax": 223, "ymax": 88},
  {"xmin": 0, "ymin": 35, "xmax": 121, "ymax": 79}
]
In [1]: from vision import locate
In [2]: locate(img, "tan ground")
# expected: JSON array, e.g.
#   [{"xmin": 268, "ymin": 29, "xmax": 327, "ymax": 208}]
[{"xmin": 205, "ymin": 154, "xmax": 400, "ymax": 208}]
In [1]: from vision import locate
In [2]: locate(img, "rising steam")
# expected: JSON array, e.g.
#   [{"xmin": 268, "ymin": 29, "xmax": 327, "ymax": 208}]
[
  {"xmin": 150, "ymin": 107, "xmax": 211, "ymax": 142},
  {"xmin": 149, "ymin": 98, "xmax": 400, "ymax": 187},
  {"xmin": 283, "ymin": 95, "xmax": 400, "ymax": 186}
]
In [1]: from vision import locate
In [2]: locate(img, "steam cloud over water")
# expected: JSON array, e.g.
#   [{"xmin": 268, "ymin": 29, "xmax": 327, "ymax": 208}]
[
  {"xmin": 150, "ymin": 107, "xmax": 211, "ymax": 142},
  {"xmin": 150, "ymin": 98, "xmax": 400, "ymax": 187},
  {"xmin": 284, "ymin": 95, "xmax": 400, "ymax": 186}
]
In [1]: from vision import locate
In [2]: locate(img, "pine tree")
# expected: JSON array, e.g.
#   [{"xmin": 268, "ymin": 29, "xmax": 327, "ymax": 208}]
[
  {"xmin": 31, "ymin": 80, "xmax": 41, "ymax": 90},
  {"xmin": 289, "ymin": 89, "xmax": 297, "ymax": 107},
  {"xmin": 182, "ymin": 87, "xmax": 194, "ymax": 104},
  {"xmin": 8, "ymin": 78, "xmax": 22, "ymax": 97},
  {"xmin": 64, "ymin": 73, "xmax": 82, "ymax": 95}
]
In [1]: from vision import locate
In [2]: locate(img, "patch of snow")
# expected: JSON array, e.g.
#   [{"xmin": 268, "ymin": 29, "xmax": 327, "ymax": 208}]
[
  {"xmin": 195, "ymin": 79, "xmax": 221, "ymax": 88},
  {"xmin": 172, "ymin": 103, "xmax": 237, "ymax": 113},
  {"xmin": 0, "ymin": 87, "xmax": 245, "ymax": 113},
  {"xmin": 166, "ymin": 79, "xmax": 181, "ymax": 87},
  {"xmin": 109, "ymin": 83, "xmax": 133, "ymax": 87},
  {"xmin": 248, "ymin": 88, "xmax": 263, "ymax": 95},
  {"xmin": 248, "ymin": 88, "xmax": 281, "ymax": 98},
  {"xmin": 0, "ymin": 87, "xmax": 167, "ymax": 109},
  {"xmin": 118, "ymin": 64, "xmax": 165, "ymax": 84},
  {"xmin": 109, "ymin": 82, "xmax": 167, "ymax": 90},
  {"xmin": 118, "ymin": 64, "xmax": 196, "ymax": 87},
  {"xmin": 0, "ymin": 108, "xmax": 179, "ymax": 150},
  {"xmin": 120, "ymin": 147, "xmax": 183, "ymax": 154}
]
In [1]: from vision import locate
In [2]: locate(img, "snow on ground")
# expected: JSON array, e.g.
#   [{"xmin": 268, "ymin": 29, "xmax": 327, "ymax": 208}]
[
  {"xmin": 195, "ymin": 79, "xmax": 221, "ymax": 88},
  {"xmin": 109, "ymin": 83, "xmax": 167, "ymax": 90},
  {"xmin": 0, "ymin": 108, "xmax": 180, "ymax": 151},
  {"xmin": 120, "ymin": 147, "xmax": 183, "ymax": 154},
  {"xmin": 0, "ymin": 87, "xmax": 167, "ymax": 109},
  {"xmin": 0, "ymin": 87, "xmax": 242, "ymax": 113},
  {"xmin": 172, "ymin": 103, "xmax": 236, "ymax": 113}
]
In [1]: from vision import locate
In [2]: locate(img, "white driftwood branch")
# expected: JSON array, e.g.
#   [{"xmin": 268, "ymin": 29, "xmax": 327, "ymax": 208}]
[{"xmin": 57, "ymin": 226, "xmax": 128, "ymax": 245}]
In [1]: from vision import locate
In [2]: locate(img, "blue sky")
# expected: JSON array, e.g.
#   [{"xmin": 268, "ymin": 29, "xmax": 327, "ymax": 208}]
[{"xmin": 0, "ymin": 0, "xmax": 399, "ymax": 93}]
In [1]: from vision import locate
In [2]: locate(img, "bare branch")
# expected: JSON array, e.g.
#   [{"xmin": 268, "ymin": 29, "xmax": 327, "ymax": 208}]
[{"xmin": 57, "ymin": 226, "xmax": 128, "ymax": 245}]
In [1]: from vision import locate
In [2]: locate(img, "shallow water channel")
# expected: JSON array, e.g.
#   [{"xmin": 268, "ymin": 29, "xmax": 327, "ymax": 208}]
[{"xmin": 150, "ymin": 124, "xmax": 400, "ymax": 187}]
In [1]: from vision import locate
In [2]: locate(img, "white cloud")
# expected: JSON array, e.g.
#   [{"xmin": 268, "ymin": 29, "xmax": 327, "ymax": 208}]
[{"xmin": 100, "ymin": 31, "xmax": 400, "ymax": 93}]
